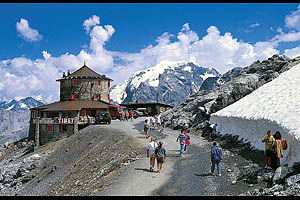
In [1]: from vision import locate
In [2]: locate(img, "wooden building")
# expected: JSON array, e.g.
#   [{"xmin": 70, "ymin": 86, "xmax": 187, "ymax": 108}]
[
  {"xmin": 119, "ymin": 102, "xmax": 173, "ymax": 115},
  {"xmin": 29, "ymin": 63, "xmax": 113, "ymax": 147}
]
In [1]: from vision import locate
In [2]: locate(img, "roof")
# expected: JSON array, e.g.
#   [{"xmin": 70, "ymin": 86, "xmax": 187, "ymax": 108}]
[
  {"xmin": 120, "ymin": 102, "xmax": 173, "ymax": 108},
  {"xmin": 56, "ymin": 64, "xmax": 113, "ymax": 81},
  {"xmin": 30, "ymin": 100, "xmax": 110, "ymax": 111}
]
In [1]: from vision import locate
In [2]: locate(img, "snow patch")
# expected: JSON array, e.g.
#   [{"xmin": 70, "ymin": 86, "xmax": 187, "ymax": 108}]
[
  {"xmin": 200, "ymin": 72, "xmax": 216, "ymax": 81},
  {"xmin": 210, "ymin": 63, "xmax": 300, "ymax": 166},
  {"xmin": 183, "ymin": 66, "xmax": 192, "ymax": 72}
]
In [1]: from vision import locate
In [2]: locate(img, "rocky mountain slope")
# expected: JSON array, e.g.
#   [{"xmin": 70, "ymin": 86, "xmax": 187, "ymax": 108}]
[
  {"xmin": 161, "ymin": 54, "xmax": 300, "ymax": 133},
  {"xmin": 110, "ymin": 61, "xmax": 220, "ymax": 106},
  {"xmin": 0, "ymin": 97, "xmax": 44, "ymax": 144}
]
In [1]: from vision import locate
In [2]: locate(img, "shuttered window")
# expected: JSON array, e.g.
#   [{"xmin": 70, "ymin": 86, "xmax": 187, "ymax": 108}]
[{"xmin": 47, "ymin": 125, "xmax": 53, "ymax": 132}]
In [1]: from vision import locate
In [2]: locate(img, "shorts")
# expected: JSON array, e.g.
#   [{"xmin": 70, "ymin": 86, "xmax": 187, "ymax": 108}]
[
  {"xmin": 156, "ymin": 157, "xmax": 164, "ymax": 163},
  {"xmin": 144, "ymin": 127, "xmax": 149, "ymax": 131},
  {"xmin": 149, "ymin": 151, "xmax": 155, "ymax": 157}
]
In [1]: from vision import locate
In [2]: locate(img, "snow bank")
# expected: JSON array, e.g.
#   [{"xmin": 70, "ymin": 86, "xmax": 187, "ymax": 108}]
[{"xmin": 210, "ymin": 63, "xmax": 300, "ymax": 166}]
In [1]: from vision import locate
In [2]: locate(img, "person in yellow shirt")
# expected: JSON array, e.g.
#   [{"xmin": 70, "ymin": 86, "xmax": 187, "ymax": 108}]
[{"xmin": 262, "ymin": 130, "xmax": 275, "ymax": 169}]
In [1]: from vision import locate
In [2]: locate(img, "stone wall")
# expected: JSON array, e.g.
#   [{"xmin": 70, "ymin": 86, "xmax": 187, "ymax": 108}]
[
  {"xmin": 39, "ymin": 124, "xmax": 74, "ymax": 145},
  {"xmin": 60, "ymin": 78, "xmax": 110, "ymax": 103}
]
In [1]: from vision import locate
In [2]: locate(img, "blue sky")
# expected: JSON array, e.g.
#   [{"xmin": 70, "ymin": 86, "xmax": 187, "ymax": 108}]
[
  {"xmin": 1, "ymin": 3, "xmax": 299, "ymax": 59},
  {"xmin": 1, "ymin": 3, "xmax": 300, "ymax": 102}
]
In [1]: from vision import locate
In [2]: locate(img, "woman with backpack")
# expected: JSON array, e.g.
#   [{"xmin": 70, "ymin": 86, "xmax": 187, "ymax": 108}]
[
  {"xmin": 271, "ymin": 131, "xmax": 283, "ymax": 170},
  {"xmin": 155, "ymin": 141, "xmax": 166, "ymax": 173},
  {"xmin": 184, "ymin": 130, "xmax": 190, "ymax": 151}
]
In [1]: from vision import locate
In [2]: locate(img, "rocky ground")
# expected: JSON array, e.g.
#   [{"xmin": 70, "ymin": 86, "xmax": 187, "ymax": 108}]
[
  {"xmin": 194, "ymin": 129, "xmax": 300, "ymax": 196},
  {"xmin": 1, "ymin": 118, "xmax": 300, "ymax": 196},
  {"xmin": 0, "ymin": 123, "xmax": 145, "ymax": 196}
]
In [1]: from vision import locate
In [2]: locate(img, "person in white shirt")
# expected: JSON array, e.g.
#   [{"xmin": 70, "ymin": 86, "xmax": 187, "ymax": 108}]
[
  {"xmin": 147, "ymin": 137, "xmax": 158, "ymax": 172},
  {"xmin": 156, "ymin": 114, "xmax": 161, "ymax": 129}
]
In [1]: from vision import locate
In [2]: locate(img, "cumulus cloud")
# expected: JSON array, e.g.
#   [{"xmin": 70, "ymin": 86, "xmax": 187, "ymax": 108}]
[
  {"xmin": 112, "ymin": 24, "xmax": 279, "ymax": 76},
  {"xmin": 4, "ymin": 9, "xmax": 300, "ymax": 103},
  {"xmin": 0, "ymin": 15, "xmax": 114, "ymax": 102},
  {"xmin": 16, "ymin": 18, "xmax": 42, "ymax": 42},
  {"xmin": 285, "ymin": 4, "xmax": 300, "ymax": 30},
  {"xmin": 83, "ymin": 15, "xmax": 100, "ymax": 33}
]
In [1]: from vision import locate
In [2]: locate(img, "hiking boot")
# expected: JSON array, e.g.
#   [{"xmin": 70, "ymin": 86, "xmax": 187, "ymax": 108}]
[{"xmin": 150, "ymin": 167, "xmax": 153, "ymax": 172}]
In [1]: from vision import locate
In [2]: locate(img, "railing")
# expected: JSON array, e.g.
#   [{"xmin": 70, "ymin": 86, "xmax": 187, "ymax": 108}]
[{"xmin": 32, "ymin": 117, "xmax": 95, "ymax": 125}]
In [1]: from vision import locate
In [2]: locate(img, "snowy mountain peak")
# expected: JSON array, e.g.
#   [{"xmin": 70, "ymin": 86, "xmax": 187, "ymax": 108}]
[
  {"xmin": 110, "ymin": 61, "xmax": 220, "ymax": 106},
  {"xmin": 0, "ymin": 97, "xmax": 45, "ymax": 111}
]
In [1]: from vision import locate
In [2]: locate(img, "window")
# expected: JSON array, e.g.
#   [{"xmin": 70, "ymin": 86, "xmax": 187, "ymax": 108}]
[
  {"xmin": 99, "ymin": 80, "xmax": 101, "ymax": 86},
  {"xmin": 92, "ymin": 80, "xmax": 94, "ymax": 87},
  {"xmin": 61, "ymin": 80, "xmax": 65, "ymax": 87},
  {"xmin": 72, "ymin": 79, "xmax": 75, "ymax": 86},
  {"xmin": 47, "ymin": 125, "xmax": 53, "ymax": 132},
  {"xmin": 108, "ymin": 81, "xmax": 110, "ymax": 88},
  {"xmin": 60, "ymin": 125, "xmax": 68, "ymax": 132}
]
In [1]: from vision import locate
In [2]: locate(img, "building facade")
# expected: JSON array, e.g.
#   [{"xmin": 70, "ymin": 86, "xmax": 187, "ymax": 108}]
[
  {"xmin": 119, "ymin": 102, "xmax": 173, "ymax": 115},
  {"xmin": 29, "ymin": 64, "xmax": 113, "ymax": 147}
]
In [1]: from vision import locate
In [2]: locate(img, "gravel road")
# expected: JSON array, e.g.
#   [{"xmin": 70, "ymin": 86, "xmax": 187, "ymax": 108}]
[{"xmin": 14, "ymin": 117, "xmax": 265, "ymax": 196}]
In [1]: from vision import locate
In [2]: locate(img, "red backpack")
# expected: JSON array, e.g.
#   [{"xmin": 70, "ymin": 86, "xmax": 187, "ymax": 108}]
[{"xmin": 281, "ymin": 138, "xmax": 288, "ymax": 150}]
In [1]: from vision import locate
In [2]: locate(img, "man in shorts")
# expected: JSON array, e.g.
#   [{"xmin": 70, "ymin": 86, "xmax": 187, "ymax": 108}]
[{"xmin": 147, "ymin": 137, "xmax": 158, "ymax": 172}]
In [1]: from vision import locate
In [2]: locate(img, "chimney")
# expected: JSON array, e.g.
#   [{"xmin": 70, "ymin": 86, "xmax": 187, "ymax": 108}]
[
  {"xmin": 63, "ymin": 72, "xmax": 66, "ymax": 78},
  {"xmin": 67, "ymin": 70, "xmax": 71, "ymax": 76}
]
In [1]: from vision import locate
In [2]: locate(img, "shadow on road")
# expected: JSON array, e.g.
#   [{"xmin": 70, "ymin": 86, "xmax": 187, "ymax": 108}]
[
  {"xmin": 194, "ymin": 173, "xmax": 213, "ymax": 177},
  {"xmin": 134, "ymin": 168, "xmax": 157, "ymax": 173}
]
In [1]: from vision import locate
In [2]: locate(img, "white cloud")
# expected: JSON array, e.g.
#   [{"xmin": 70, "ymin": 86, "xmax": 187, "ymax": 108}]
[
  {"xmin": 0, "ymin": 15, "xmax": 115, "ymax": 103},
  {"xmin": 250, "ymin": 23, "xmax": 260, "ymax": 28},
  {"xmin": 285, "ymin": 4, "xmax": 300, "ymax": 30},
  {"xmin": 3, "ymin": 10, "xmax": 300, "ymax": 103},
  {"xmin": 83, "ymin": 15, "xmax": 100, "ymax": 33},
  {"xmin": 16, "ymin": 18, "xmax": 42, "ymax": 42}
]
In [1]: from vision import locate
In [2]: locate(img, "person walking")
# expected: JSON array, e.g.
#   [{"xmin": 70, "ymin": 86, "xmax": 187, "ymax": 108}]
[
  {"xmin": 130, "ymin": 111, "xmax": 134, "ymax": 122},
  {"xmin": 184, "ymin": 130, "xmax": 190, "ymax": 151},
  {"xmin": 147, "ymin": 137, "xmax": 158, "ymax": 172},
  {"xmin": 210, "ymin": 141, "xmax": 223, "ymax": 176},
  {"xmin": 176, "ymin": 129, "xmax": 186, "ymax": 157},
  {"xmin": 155, "ymin": 141, "xmax": 166, "ymax": 173},
  {"xmin": 156, "ymin": 114, "xmax": 161, "ymax": 130},
  {"xmin": 144, "ymin": 119, "xmax": 150, "ymax": 139},
  {"xmin": 271, "ymin": 131, "xmax": 283, "ymax": 170},
  {"xmin": 262, "ymin": 130, "xmax": 275, "ymax": 169}
]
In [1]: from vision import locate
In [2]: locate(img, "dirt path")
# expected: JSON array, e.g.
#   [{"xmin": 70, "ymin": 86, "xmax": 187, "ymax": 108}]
[
  {"xmin": 16, "ymin": 117, "xmax": 262, "ymax": 196},
  {"xmin": 97, "ymin": 117, "xmax": 259, "ymax": 196},
  {"xmin": 96, "ymin": 117, "xmax": 182, "ymax": 196}
]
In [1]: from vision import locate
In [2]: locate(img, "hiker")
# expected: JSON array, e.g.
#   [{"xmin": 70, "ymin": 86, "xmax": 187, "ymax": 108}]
[
  {"xmin": 125, "ymin": 111, "xmax": 129, "ymax": 121},
  {"xmin": 156, "ymin": 114, "xmax": 161, "ymax": 129},
  {"xmin": 208, "ymin": 123, "xmax": 218, "ymax": 141},
  {"xmin": 210, "ymin": 141, "xmax": 223, "ymax": 176},
  {"xmin": 184, "ymin": 130, "xmax": 190, "ymax": 151},
  {"xmin": 130, "ymin": 111, "xmax": 134, "ymax": 122},
  {"xmin": 271, "ymin": 131, "xmax": 283, "ymax": 170},
  {"xmin": 161, "ymin": 117, "xmax": 165, "ymax": 129},
  {"xmin": 262, "ymin": 130, "xmax": 275, "ymax": 169},
  {"xmin": 147, "ymin": 137, "xmax": 158, "ymax": 172},
  {"xmin": 144, "ymin": 119, "xmax": 150, "ymax": 139},
  {"xmin": 151, "ymin": 115, "xmax": 155, "ymax": 130},
  {"xmin": 176, "ymin": 129, "xmax": 186, "ymax": 157},
  {"xmin": 155, "ymin": 141, "xmax": 166, "ymax": 173}
]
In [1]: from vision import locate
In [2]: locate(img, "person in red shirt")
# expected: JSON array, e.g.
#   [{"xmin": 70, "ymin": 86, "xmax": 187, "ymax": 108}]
[{"xmin": 184, "ymin": 130, "xmax": 190, "ymax": 151}]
